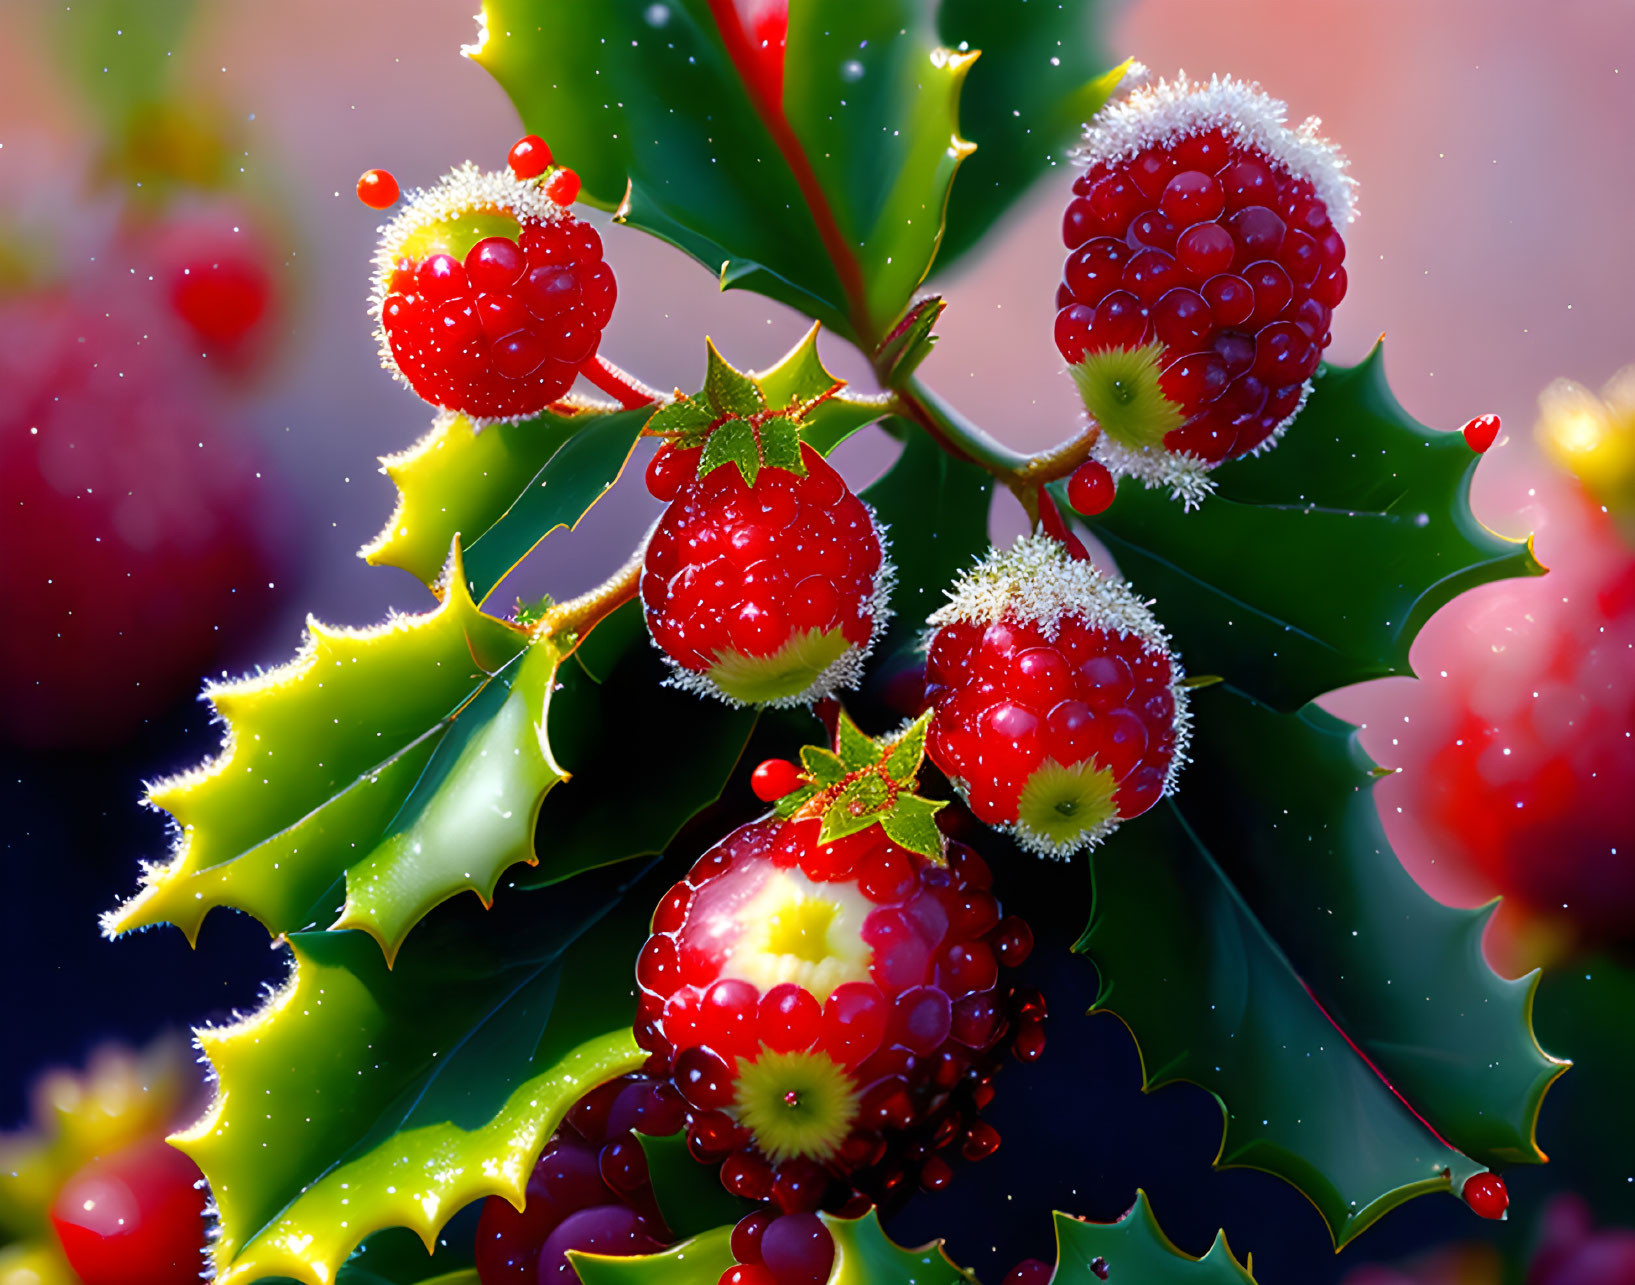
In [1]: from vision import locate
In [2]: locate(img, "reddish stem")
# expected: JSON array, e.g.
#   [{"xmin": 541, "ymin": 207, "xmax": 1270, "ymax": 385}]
[
  {"xmin": 581, "ymin": 355, "xmax": 662, "ymax": 410},
  {"xmin": 1037, "ymin": 487, "xmax": 1091, "ymax": 561},
  {"xmin": 705, "ymin": 0, "xmax": 873, "ymax": 345}
]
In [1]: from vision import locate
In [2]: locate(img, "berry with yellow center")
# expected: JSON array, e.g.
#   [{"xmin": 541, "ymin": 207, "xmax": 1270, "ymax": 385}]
[
  {"xmin": 1058, "ymin": 72, "xmax": 1355, "ymax": 504},
  {"xmin": 367, "ymin": 137, "xmax": 615, "ymax": 421},
  {"xmin": 634, "ymin": 712, "xmax": 1036, "ymax": 1213},
  {"xmin": 923, "ymin": 535, "xmax": 1192, "ymax": 857}
]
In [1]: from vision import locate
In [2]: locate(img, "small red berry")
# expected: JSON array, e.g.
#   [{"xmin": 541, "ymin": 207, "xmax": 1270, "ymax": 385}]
[
  {"xmin": 1462, "ymin": 412, "xmax": 1501, "ymax": 453},
  {"xmin": 356, "ymin": 168, "xmax": 399, "ymax": 209},
  {"xmin": 1463, "ymin": 1172, "xmax": 1508, "ymax": 1220},
  {"xmin": 752, "ymin": 758, "xmax": 805, "ymax": 802},
  {"xmin": 1005, "ymin": 1259, "xmax": 1056, "ymax": 1285},
  {"xmin": 1066, "ymin": 459, "xmax": 1116, "ymax": 516},
  {"xmin": 923, "ymin": 536, "xmax": 1190, "ymax": 856},
  {"xmin": 720, "ymin": 1267, "xmax": 779, "ymax": 1285},
  {"xmin": 545, "ymin": 166, "xmax": 582, "ymax": 206},
  {"xmin": 508, "ymin": 134, "xmax": 553, "ymax": 179},
  {"xmin": 1059, "ymin": 74, "xmax": 1354, "ymax": 501},
  {"xmin": 50, "ymin": 1139, "xmax": 207, "ymax": 1285}
]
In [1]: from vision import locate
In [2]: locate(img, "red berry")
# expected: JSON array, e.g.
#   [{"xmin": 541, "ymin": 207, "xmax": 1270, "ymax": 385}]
[
  {"xmin": 50, "ymin": 1139, "xmax": 206, "ymax": 1285},
  {"xmin": 1006, "ymin": 1259, "xmax": 1056, "ymax": 1285},
  {"xmin": 1462, "ymin": 412, "xmax": 1501, "ymax": 452},
  {"xmin": 720, "ymin": 1267, "xmax": 780, "ymax": 1285},
  {"xmin": 638, "ymin": 814, "xmax": 1031, "ymax": 1209},
  {"xmin": 1066, "ymin": 459, "xmax": 1116, "ymax": 516},
  {"xmin": 640, "ymin": 445, "xmax": 890, "ymax": 707},
  {"xmin": 1463, "ymin": 1173, "xmax": 1509, "ymax": 1220},
  {"xmin": 924, "ymin": 536, "xmax": 1189, "ymax": 856},
  {"xmin": 372, "ymin": 162, "xmax": 616, "ymax": 419},
  {"xmin": 545, "ymin": 167, "xmax": 582, "ymax": 206},
  {"xmin": 0, "ymin": 288, "xmax": 280, "ymax": 748},
  {"xmin": 508, "ymin": 134, "xmax": 553, "ymax": 179},
  {"xmin": 1058, "ymin": 76, "xmax": 1354, "ymax": 498},
  {"xmin": 752, "ymin": 758, "xmax": 805, "ymax": 802},
  {"xmin": 760, "ymin": 1213, "xmax": 834, "ymax": 1285},
  {"xmin": 357, "ymin": 168, "xmax": 399, "ymax": 209}
]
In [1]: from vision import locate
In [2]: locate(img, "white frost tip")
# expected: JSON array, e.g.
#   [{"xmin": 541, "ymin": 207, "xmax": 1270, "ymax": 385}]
[{"xmin": 1072, "ymin": 71, "xmax": 1357, "ymax": 226}]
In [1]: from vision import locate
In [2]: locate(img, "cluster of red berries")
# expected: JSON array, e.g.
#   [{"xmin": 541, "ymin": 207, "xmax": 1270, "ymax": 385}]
[
  {"xmin": 922, "ymin": 536, "xmax": 1189, "ymax": 857},
  {"xmin": 632, "ymin": 815, "xmax": 1036, "ymax": 1217},
  {"xmin": 1056, "ymin": 74, "xmax": 1353, "ymax": 499},
  {"xmin": 641, "ymin": 443, "xmax": 890, "ymax": 707},
  {"xmin": 363, "ymin": 137, "xmax": 614, "ymax": 420},
  {"xmin": 475, "ymin": 1073, "xmax": 676, "ymax": 1283}
]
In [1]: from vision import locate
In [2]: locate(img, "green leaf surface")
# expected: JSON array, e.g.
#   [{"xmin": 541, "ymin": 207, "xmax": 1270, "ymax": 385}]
[
  {"xmin": 364, "ymin": 405, "xmax": 649, "ymax": 603},
  {"xmin": 1052, "ymin": 1192, "xmax": 1255, "ymax": 1283},
  {"xmin": 705, "ymin": 338, "xmax": 765, "ymax": 417},
  {"xmin": 569, "ymin": 1227, "xmax": 735, "ymax": 1285},
  {"xmin": 1067, "ymin": 348, "xmax": 1543, "ymax": 711},
  {"xmin": 934, "ymin": 2, "xmax": 1121, "ymax": 271},
  {"xmin": 861, "ymin": 425, "xmax": 994, "ymax": 661},
  {"xmin": 874, "ymin": 296, "xmax": 945, "ymax": 385},
  {"xmin": 511, "ymin": 603, "xmax": 757, "ymax": 892},
  {"xmin": 781, "ymin": 2, "xmax": 975, "ymax": 337},
  {"xmin": 824, "ymin": 1210, "xmax": 972, "ymax": 1284},
  {"xmin": 635, "ymin": 1134, "xmax": 747, "ymax": 1241},
  {"xmin": 700, "ymin": 417, "xmax": 762, "ymax": 486},
  {"xmin": 474, "ymin": 1, "xmax": 973, "ymax": 345},
  {"xmin": 181, "ymin": 859, "xmax": 656, "ymax": 1285},
  {"xmin": 1079, "ymin": 690, "xmax": 1566, "ymax": 1246},
  {"xmin": 106, "ymin": 552, "xmax": 561, "ymax": 960}
]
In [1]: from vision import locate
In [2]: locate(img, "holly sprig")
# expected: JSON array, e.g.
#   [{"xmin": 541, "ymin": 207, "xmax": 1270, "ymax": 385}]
[
  {"xmin": 96, "ymin": 1, "xmax": 1570, "ymax": 1280},
  {"xmin": 775, "ymin": 709, "xmax": 946, "ymax": 860}
]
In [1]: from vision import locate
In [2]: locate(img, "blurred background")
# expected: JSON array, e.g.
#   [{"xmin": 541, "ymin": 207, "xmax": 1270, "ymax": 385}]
[{"xmin": 1, "ymin": 1, "xmax": 1631, "ymax": 1282}]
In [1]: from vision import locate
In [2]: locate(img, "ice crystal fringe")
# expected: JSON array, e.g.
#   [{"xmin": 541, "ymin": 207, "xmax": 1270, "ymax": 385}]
[
  {"xmin": 656, "ymin": 507, "xmax": 896, "ymax": 709},
  {"xmin": 1073, "ymin": 71, "xmax": 1357, "ymax": 225},
  {"xmin": 929, "ymin": 534, "xmax": 1193, "ymax": 854}
]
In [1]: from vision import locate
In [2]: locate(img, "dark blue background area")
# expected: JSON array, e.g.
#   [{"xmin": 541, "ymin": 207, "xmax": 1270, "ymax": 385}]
[{"xmin": 2, "ymin": 702, "xmax": 1624, "ymax": 1285}]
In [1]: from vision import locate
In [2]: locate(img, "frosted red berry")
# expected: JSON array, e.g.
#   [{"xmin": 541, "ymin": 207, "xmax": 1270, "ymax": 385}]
[
  {"xmin": 371, "ymin": 162, "xmax": 616, "ymax": 419},
  {"xmin": 923, "ymin": 536, "xmax": 1190, "ymax": 856},
  {"xmin": 1058, "ymin": 75, "xmax": 1354, "ymax": 502},
  {"xmin": 1462, "ymin": 412, "xmax": 1501, "ymax": 452},
  {"xmin": 1066, "ymin": 459, "xmax": 1116, "ymax": 516},
  {"xmin": 753, "ymin": 759, "xmax": 806, "ymax": 802},
  {"xmin": 1463, "ymin": 1172, "xmax": 1508, "ymax": 1221},
  {"xmin": 357, "ymin": 168, "xmax": 399, "ymax": 209},
  {"xmin": 508, "ymin": 134, "xmax": 552, "ymax": 179},
  {"xmin": 640, "ymin": 444, "xmax": 891, "ymax": 707},
  {"xmin": 50, "ymin": 1138, "xmax": 207, "ymax": 1285},
  {"xmin": 635, "ymin": 817, "xmax": 1030, "ymax": 1212},
  {"xmin": 475, "ymin": 1073, "xmax": 676, "ymax": 1284}
]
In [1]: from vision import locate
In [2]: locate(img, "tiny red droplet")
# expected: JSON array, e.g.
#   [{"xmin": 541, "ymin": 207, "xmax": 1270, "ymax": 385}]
[
  {"xmin": 546, "ymin": 167, "xmax": 582, "ymax": 206},
  {"xmin": 1066, "ymin": 459, "xmax": 1116, "ymax": 516},
  {"xmin": 1462, "ymin": 413, "xmax": 1501, "ymax": 453},
  {"xmin": 1463, "ymin": 1172, "xmax": 1508, "ymax": 1220},
  {"xmin": 356, "ymin": 169, "xmax": 399, "ymax": 210},
  {"xmin": 751, "ymin": 759, "xmax": 804, "ymax": 802},
  {"xmin": 509, "ymin": 134, "xmax": 553, "ymax": 179}
]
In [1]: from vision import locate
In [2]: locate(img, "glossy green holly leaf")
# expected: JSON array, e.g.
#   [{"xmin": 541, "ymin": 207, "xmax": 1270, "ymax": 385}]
[
  {"xmin": 104, "ymin": 548, "xmax": 573, "ymax": 961},
  {"xmin": 330, "ymin": 1222, "xmax": 479, "ymax": 1285},
  {"xmin": 861, "ymin": 425, "xmax": 995, "ymax": 661},
  {"xmin": 569, "ymin": 1227, "xmax": 735, "ymax": 1285},
  {"xmin": 1052, "ymin": 1192, "xmax": 1254, "ymax": 1283},
  {"xmin": 1079, "ymin": 689, "xmax": 1567, "ymax": 1247},
  {"xmin": 935, "ymin": 2, "xmax": 1122, "ymax": 270},
  {"xmin": 473, "ymin": 1, "xmax": 973, "ymax": 346},
  {"xmin": 635, "ymin": 1134, "xmax": 747, "ymax": 1241},
  {"xmin": 180, "ymin": 860, "xmax": 656, "ymax": 1285},
  {"xmin": 363, "ymin": 404, "xmax": 649, "ymax": 603},
  {"xmin": 874, "ymin": 297, "xmax": 945, "ymax": 386},
  {"xmin": 1063, "ymin": 346, "xmax": 1543, "ymax": 711},
  {"xmin": 511, "ymin": 602, "xmax": 757, "ymax": 892},
  {"xmin": 823, "ymin": 1210, "xmax": 972, "ymax": 1284}
]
